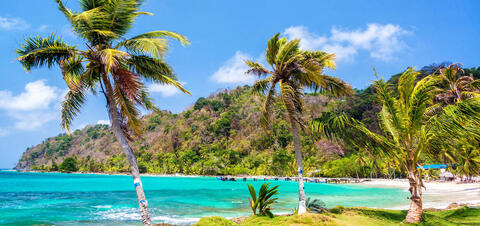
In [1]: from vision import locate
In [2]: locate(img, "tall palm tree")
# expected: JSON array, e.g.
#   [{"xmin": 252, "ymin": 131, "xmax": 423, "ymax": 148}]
[
  {"xmin": 455, "ymin": 143, "xmax": 480, "ymax": 179},
  {"xmin": 244, "ymin": 33, "xmax": 352, "ymax": 214},
  {"xmin": 312, "ymin": 68, "xmax": 480, "ymax": 223},
  {"xmin": 16, "ymin": 0, "xmax": 190, "ymax": 225},
  {"xmin": 435, "ymin": 63, "xmax": 480, "ymax": 104}
]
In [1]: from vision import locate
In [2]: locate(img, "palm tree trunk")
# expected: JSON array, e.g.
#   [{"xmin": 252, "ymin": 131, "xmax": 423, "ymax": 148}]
[
  {"xmin": 406, "ymin": 160, "xmax": 423, "ymax": 223},
  {"xmin": 101, "ymin": 74, "xmax": 152, "ymax": 226},
  {"xmin": 288, "ymin": 113, "xmax": 307, "ymax": 214}
]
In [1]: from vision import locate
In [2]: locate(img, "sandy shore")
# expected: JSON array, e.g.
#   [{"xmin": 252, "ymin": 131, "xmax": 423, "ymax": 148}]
[{"xmin": 358, "ymin": 179, "xmax": 480, "ymax": 209}]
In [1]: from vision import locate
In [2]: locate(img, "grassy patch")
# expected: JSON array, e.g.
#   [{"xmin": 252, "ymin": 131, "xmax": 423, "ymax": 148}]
[
  {"xmin": 195, "ymin": 216, "xmax": 236, "ymax": 226},
  {"xmin": 195, "ymin": 207, "xmax": 480, "ymax": 226}
]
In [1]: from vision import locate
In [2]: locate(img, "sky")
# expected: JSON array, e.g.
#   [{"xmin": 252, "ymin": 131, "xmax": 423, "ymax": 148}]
[{"xmin": 0, "ymin": 0, "xmax": 479, "ymax": 168}]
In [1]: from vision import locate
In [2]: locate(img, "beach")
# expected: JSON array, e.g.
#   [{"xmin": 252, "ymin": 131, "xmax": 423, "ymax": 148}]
[{"xmin": 359, "ymin": 179, "xmax": 480, "ymax": 209}]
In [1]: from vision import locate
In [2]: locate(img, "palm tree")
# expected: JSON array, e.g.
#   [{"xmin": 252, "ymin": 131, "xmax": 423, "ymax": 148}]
[
  {"xmin": 435, "ymin": 63, "xmax": 480, "ymax": 104},
  {"xmin": 455, "ymin": 143, "xmax": 480, "ymax": 179},
  {"xmin": 16, "ymin": 0, "xmax": 190, "ymax": 225},
  {"xmin": 244, "ymin": 33, "xmax": 352, "ymax": 214},
  {"xmin": 312, "ymin": 68, "xmax": 480, "ymax": 223}
]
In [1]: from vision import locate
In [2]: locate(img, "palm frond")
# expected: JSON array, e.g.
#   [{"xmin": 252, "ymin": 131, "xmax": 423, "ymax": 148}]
[
  {"xmin": 60, "ymin": 55, "xmax": 85, "ymax": 91},
  {"xmin": 128, "ymin": 55, "xmax": 190, "ymax": 95},
  {"xmin": 16, "ymin": 34, "xmax": 77, "ymax": 72},
  {"xmin": 129, "ymin": 30, "xmax": 190, "ymax": 46},
  {"xmin": 245, "ymin": 60, "xmax": 271, "ymax": 77},
  {"xmin": 260, "ymin": 80, "xmax": 277, "ymax": 130},
  {"xmin": 61, "ymin": 89, "xmax": 87, "ymax": 132},
  {"xmin": 120, "ymin": 38, "xmax": 168, "ymax": 59}
]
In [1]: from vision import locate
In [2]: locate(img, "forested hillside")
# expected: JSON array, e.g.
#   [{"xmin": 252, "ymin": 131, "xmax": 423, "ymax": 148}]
[{"xmin": 15, "ymin": 64, "xmax": 480, "ymax": 177}]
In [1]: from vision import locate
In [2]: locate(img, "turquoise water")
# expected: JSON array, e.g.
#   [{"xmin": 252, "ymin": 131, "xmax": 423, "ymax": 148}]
[{"xmin": 0, "ymin": 171, "xmax": 409, "ymax": 225}]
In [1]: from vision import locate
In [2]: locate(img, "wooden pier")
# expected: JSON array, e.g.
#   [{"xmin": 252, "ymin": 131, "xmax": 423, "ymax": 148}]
[{"xmin": 216, "ymin": 176, "xmax": 364, "ymax": 184}]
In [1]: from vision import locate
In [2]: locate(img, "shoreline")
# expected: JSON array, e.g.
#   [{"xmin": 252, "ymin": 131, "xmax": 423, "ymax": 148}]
[
  {"xmin": 5, "ymin": 170, "xmax": 480, "ymax": 211},
  {"xmin": 358, "ymin": 179, "xmax": 480, "ymax": 209}
]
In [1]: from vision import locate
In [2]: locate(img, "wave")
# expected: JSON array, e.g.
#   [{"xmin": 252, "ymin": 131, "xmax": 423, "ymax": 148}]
[
  {"xmin": 152, "ymin": 216, "xmax": 201, "ymax": 225},
  {"xmin": 99, "ymin": 208, "xmax": 201, "ymax": 225}
]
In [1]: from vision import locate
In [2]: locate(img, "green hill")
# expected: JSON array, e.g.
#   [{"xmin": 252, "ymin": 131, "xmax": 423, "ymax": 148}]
[{"xmin": 15, "ymin": 65, "xmax": 480, "ymax": 177}]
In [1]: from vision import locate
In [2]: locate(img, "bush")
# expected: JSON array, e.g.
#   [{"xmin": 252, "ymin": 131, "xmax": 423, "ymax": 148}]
[
  {"xmin": 194, "ymin": 216, "xmax": 235, "ymax": 226},
  {"xmin": 59, "ymin": 157, "xmax": 78, "ymax": 172},
  {"xmin": 330, "ymin": 205, "xmax": 345, "ymax": 214}
]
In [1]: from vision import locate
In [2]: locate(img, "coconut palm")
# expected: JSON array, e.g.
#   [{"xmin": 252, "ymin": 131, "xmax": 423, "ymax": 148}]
[
  {"xmin": 244, "ymin": 33, "xmax": 352, "ymax": 214},
  {"xmin": 16, "ymin": 0, "xmax": 190, "ymax": 225},
  {"xmin": 247, "ymin": 182, "xmax": 280, "ymax": 218},
  {"xmin": 435, "ymin": 63, "xmax": 480, "ymax": 104},
  {"xmin": 455, "ymin": 143, "xmax": 480, "ymax": 179},
  {"xmin": 312, "ymin": 68, "xmax": 480, "ymax": 223}
]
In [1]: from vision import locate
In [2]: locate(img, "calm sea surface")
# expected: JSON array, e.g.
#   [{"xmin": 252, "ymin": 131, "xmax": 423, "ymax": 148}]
[{"xmin": 0, "ymin": 171, "xmax": 409, "ymax": 225}]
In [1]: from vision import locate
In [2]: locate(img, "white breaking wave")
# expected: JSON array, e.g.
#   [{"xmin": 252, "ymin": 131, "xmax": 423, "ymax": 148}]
[
  {"xmin": 152, "ymin": 216, "xmax": 201, "ymax": 225},
  {"xmin": 99, "ymin": 208, "xmax": 201, "ymax": 225}
]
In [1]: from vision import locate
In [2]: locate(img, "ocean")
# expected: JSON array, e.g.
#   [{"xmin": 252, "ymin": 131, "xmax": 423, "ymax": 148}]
[{"xmin": 0, "ymin": 171, "xmax": 409, "ymax": 225}]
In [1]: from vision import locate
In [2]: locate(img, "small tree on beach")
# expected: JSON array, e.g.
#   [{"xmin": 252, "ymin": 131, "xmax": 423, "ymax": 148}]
[
  {"xmin": 312, "ymin": 68, "xmax": 480, "ymax": 223},
  {"xmin": 244, "ymin": 33, "xmax": 352, "ymax": 214},
  {"xmin": 16, "ymin": 0, "xmax": 190, "ymax": 225}
]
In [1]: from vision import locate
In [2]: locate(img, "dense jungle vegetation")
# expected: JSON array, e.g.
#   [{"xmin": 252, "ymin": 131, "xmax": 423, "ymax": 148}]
[{"xmin": 15, "ymin": 63, "xmax": 480, "ymax": 178}]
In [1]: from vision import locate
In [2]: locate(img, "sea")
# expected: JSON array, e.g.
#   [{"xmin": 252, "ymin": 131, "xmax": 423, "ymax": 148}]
[{"xmin": 0, "ymin": 170, "xmax": 409, "ymax": 225}]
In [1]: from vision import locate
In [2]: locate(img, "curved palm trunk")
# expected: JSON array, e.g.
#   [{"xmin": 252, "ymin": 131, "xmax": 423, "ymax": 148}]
[
  {"xmin": 288, "ymin": 113, "xmax": 307, "ymax": 214},
  {"xmin": 406, "ymin": 160, "xmax": 423, "ymax": 223},
  {"xmin": 102, "ymin": 74, "xmax": 152, "ymax": 226}
]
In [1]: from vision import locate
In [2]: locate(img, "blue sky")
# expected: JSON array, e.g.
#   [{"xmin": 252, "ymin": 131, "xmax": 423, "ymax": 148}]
[{"xmin": 0, "ymin": 0, "xmax": 479, "ymax": 168}]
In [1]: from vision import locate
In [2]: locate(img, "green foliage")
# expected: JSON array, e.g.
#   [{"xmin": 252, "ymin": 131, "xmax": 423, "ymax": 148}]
[
  {"xmin": 330, "ymin": 205, "xmax": 345, "ymax": 214},
  {"xmin": 194, "ymin": 216, "xmax": 236, "ymax": 226},
  {"xmin": 305, "ymin": 197, "xmax": 328, "ymax": 213},
  {"xmin": 247, "ymin": 182, "xmax": 279, "ymax": 218},
  {"xmin": 196, "ymin": 207, "xmax": 480, "ymax": 226},
  {"xmin": 194, "ymin": 97, "xmax": 223, "ymax": 111},
  {"xmin": 59, "ymin": 156, "xmax": 78, "ymax": 172}
]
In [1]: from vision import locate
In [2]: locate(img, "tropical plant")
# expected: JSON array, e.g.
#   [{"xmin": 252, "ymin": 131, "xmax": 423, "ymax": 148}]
[
  {"xmin": 244, "ymin": 33, "xmax": 352, "ymax": 214},
  {"xmin": 454, "ymin": 143, "xmax": 480, "ymax": 179},
  {"xmin": 247, "ymin": 182, "xmax": 279, "ymax": 218},
  {"xmin": 311, "ymin": 68, "xmax": 480, "ymax": 223},
  {"xmin": 16, "ymin": 0, "xmax": 190, "ymax": 224},
  {"xmin": 435, "ymin": 63, "xmax": 480, "ymax": 105},
  {"xmin": 305, "ymin": 197, "xmax": 328, "ymax": 213}
]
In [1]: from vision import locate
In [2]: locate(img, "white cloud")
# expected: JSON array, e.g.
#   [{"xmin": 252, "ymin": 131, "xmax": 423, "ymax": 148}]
[
  {"xmin": 0, "ymin": 80, "xmax": 64, "ymax": 130},
  {"xmin": 97, "ymin": 120, "xmax": 110, "ymax": 125},
  {"xmin": 38, "ymin": 25, "xmax": 48, "ymax": 31},
  {"xmin": 149, "ymin": 82, "xmax": 187, "ymax": 97},
  {"xmin": 284, "ymin": 23, "xmax": 409, "ymax": 61},
  {"xmin": 210, "ymin": 51, "xmax": 257, "ymax": 85},
  {"xmin": 0, "ymin": 16, "xmax": 30, "ymax": 30},
  {"xmin": 0, "ymin": 128, "xmax": 9, "ymax": 137},
  {"xmin": 0, "ymin": 80, "xmax": 60, "ymax": 111}
]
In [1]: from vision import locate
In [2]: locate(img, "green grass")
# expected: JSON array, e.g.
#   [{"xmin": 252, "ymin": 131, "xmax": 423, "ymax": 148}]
[{"xmin": 194, "ymin": 207, "xmax": 480, "ymax": 226}]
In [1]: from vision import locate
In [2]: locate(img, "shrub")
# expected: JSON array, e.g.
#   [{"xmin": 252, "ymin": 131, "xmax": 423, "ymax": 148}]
[
  {"xmin": 247, "ymin": 182, "xmax": 279, "ymax": 218},
  {"xmin": 59, "ymin": 157, "xmax": 78, "ymax": 172},
  {"xmin": 330, "ymin": 205, "xmax": 345, "ymax": 214}
]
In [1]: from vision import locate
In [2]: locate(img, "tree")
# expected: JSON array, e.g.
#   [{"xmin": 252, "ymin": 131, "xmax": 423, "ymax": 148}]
[
  {"xmin": 247, "ymin": 182, "xmax": 279, "ymax": 218},
  {"xmin": 435, "ymin": 63, "xmax": 480, "ymax": 105},
  {"xmin": 245, "ymin": 33, "xmax": 352, "ymax": 214},
  {"xmin": 312, "ymin": 68, "xmax": 480, "ymax": 223},
  {"xmin": 16, "ymin": 1, "xmax": 189, "ymax": 225},
  {"xmin": 59, "ymin": 156, "xmax": 78, "ymax": 172}
]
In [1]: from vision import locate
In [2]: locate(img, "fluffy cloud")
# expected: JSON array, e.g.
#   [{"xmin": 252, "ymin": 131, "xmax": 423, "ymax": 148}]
[
  {"xmin": 0, "ymin": 80, "xmax": 64, "ymax": 131},
  {"xmin": 97, "ymin": 120, "xmax": 110, "ymax": 125},
  {"xmin": 149, "ymin": 81, "xmax": 187, "ymax": 97},
  {"xmin": 210, "ymin": 51, "xmax": 257, "ymax": 85},
  {"xmin": 284, "ymin": 23, "xmax": 409, "ymax": 61},
  {"xmin": 0, "ymin": 16, "xmax": 30, "ymax": 30}
]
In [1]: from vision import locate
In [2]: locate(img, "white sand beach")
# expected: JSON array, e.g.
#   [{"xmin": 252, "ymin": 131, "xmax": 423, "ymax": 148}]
[{"xmin": 359, "ymin": 179, "xmax": 480, "ymax": 209}]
